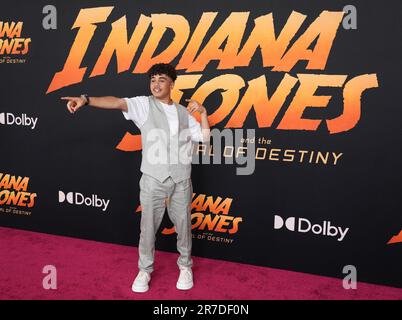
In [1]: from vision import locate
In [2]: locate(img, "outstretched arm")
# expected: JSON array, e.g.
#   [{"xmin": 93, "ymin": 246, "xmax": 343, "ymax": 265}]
[{"xmin": 61, "ymin": 96, "xmax": 128, "ymax": 114}]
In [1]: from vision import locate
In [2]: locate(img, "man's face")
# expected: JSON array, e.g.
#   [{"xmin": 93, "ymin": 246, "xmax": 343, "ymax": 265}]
[{"xmin": 150, "ymin": 73, "xmax": 174, "ymax": 99}]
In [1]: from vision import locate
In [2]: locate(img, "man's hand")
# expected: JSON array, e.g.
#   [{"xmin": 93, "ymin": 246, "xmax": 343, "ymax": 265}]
[
  {"xmin": 185, "ymin": 99, "xmax": 206, "ymax": 115},
  {"xmin": 61, "ymin": 96, "xmax": 86, "ymax": 114}
]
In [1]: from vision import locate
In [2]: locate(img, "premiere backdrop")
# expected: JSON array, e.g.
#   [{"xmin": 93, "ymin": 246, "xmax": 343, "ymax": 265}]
[{"xmin": 1, "ymin": 0, "xmax": 401, "ymax": 288}]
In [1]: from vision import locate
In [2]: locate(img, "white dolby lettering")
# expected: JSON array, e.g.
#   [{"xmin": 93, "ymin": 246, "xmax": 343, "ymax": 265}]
[
  {"xmin": 58, "ymin": 190, "xmax": 110, "ymax": 212},
  {"xmin": 0, "ymin": 112, "xmax": 38, "ymax": 129},
  {"xmin": 298, "ymin": 218, "xmax": 349, "ymax": 241},
  {"xmin": 274, "ymin": 215, "xmax": 349, "ymax": 241},
  {"xmin": 75, "ymin": 193, "xmax": 110, "ymax": 212}
]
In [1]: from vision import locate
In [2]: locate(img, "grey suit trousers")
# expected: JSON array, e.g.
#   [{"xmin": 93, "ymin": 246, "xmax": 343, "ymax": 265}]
[{"xmin": 138, "ymin": 173, "xmax": 193, "ymax": 273}]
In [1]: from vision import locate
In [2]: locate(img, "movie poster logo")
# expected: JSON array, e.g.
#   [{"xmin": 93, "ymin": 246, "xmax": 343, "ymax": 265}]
[
  {"xmin": 274, "ymin": 215, "xmax": 349, "ymax": 242},
  {"xmin": 58, "ymin": 190, "xmax": 110, "ymax": 212},
  {"xmin": 0, "ymin": 21, "xmax": 31, "ymax": 64},
  {"xmin": 47, "ymin": 8, "xmax": 379, "ymax": 154},
  {"xmin": 0, "ymin": 112, "xmax": 38, "ymax": 129},
  {"xmin": 0, "ymin": 173, "xmax": 37, "ymax": 217},
  {"xmin": 194, "ymin": 133, "xmax": 343, "ymax": 168}
]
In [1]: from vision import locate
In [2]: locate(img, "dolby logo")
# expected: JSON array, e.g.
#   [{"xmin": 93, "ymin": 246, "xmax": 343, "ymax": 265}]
[
  {"xmin": 0, "ymin": 112, "xmax": 38, "ymax": 129},
  {"xmin": 58, "ymin": 190, "xmax": 110, "ymax": 212},
  {"xmin": 274, "ymin": 215, "xmax": 349, "ymax": 241}
]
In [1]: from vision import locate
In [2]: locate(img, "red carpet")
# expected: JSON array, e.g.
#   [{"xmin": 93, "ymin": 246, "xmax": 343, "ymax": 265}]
[{"xmin": 0, "ymin": 226, "xmax": 401, "ymax": 300}]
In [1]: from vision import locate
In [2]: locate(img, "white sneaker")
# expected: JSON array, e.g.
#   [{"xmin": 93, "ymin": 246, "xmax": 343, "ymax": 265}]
[
  {"xmin": 132, "ymin": 271, "xmax": 151, "ymax": 293},
  {"xmin": 176, "ymin": 267, "xmax": 194, "ymax": 290}
]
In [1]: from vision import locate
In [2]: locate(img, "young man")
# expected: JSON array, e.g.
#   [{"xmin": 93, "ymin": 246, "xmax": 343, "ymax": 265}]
[{"xmin": 61, "ymin": 63, "xmax": 210, "ymax": 293}]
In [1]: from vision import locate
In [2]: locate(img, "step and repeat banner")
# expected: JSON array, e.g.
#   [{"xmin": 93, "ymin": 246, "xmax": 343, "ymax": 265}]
[{"xmin": 1, "ymin": 0, "xmax": 401, "ymax": 288}]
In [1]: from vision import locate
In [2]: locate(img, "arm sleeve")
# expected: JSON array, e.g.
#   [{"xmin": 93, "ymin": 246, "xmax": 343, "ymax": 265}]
[
  {"xmin": 121, "ymin": 96, "xmax": 149, "ymax": 128},
  {"xmin": 188, "ymin": 113, "xmax": 209, "ymax": 143}
]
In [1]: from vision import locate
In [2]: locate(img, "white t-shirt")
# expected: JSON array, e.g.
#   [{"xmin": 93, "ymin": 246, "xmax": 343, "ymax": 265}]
[{"xmin": 122, "ymin": 96, "xmax": 205, "ymax": 142}]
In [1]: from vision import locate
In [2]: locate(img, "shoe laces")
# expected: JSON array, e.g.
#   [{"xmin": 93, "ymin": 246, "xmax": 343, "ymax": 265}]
[
  {"xmin": 180, "ymin": 268, "xmax": 192, "ymax": 281},
  {"xmin": 137, "ymin": 271, "xmax": 149, "ymax": 281}
]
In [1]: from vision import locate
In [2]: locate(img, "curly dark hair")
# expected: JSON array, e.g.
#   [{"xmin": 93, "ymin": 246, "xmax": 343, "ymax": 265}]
[{"xmin": 147, "ymin": 63, "xmax": 177, "ymax": 82}]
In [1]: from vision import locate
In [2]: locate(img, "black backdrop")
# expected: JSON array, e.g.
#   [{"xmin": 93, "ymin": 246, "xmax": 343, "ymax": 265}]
[{"xmin": 1, "ymin": 0, "xmax": 401, "ymax": 288}]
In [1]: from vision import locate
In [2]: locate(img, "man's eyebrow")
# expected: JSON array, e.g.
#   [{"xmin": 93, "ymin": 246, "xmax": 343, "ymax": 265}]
[{"xmin": 151, "ymin": 75, "xmax": 167, "ymax": 79}]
